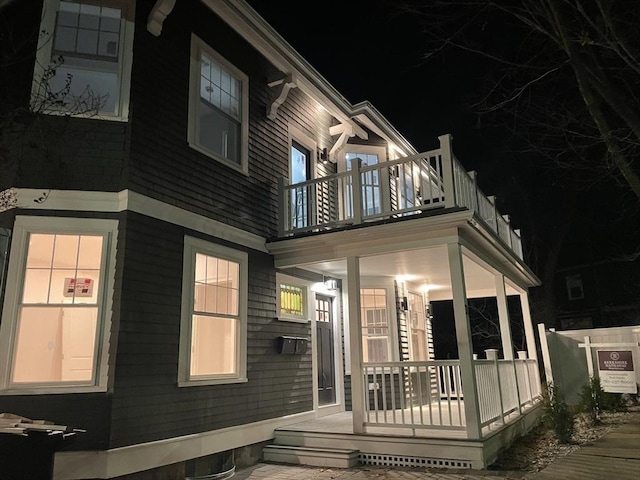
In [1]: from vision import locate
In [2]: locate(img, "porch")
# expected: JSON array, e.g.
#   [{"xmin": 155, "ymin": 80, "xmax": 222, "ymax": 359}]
[
  {"xmin": 264, "ymin": 357, "xmax": 543, "ymax": 469},
  {"xmin": 267, "ymin": 133, "xmax": 543, "ymax": 469}
]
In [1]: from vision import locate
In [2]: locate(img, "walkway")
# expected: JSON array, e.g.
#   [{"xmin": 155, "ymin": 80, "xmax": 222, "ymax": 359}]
[{"xmin": 233, "ymin": 413, "xmax": 640, "ymax": 480}]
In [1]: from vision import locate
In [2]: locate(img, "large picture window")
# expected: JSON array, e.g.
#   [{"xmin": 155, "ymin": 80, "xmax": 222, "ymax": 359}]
[
  {"xmin": 179, "ymin": 237, "xmax": 247, "ymax": 385},
  {"xmin": 0, "ymin": 217, "xmax": 118, "ymax": 393},
  {"xmin": 31, "ymin": 0, "xmax": 134, "ymax": 119},
  {"xmin": 188, "ymin": 35, "xmax": 249, "ymax": 174}
]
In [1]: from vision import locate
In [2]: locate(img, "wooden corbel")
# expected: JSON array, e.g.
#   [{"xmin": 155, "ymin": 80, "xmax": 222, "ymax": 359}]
[
  {"xmin": 267, "ymin": 74, "xmax": 297, "ymax": 120},
  {"xmin": 147, "ymin": 0, "xmax": 176, "ymax": 37}
]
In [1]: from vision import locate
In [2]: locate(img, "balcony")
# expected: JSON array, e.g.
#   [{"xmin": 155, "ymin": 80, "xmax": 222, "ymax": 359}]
[{"xmin": 278, "ymin": 135, "xmax": 523, "ymax": 260}]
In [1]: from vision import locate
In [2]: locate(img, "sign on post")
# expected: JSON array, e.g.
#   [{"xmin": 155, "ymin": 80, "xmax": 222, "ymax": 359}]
[{"xmin": 597, "ymin": 350, "xmax": 637, "ymax": 394}]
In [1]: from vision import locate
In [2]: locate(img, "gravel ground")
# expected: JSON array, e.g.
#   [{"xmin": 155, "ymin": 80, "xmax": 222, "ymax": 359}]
[{"xmin": 488, "ymin": 408, "xmax": 640, "ymax": 473}]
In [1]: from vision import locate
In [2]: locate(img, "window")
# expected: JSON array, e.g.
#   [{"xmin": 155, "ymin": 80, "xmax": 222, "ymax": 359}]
[
  {"xmin": 31, "ymin": 0, "xmax": 134, "ymax": 119},
  {"xmin": 566, "ymin": 274, "xmax": 584, "ymax": 300},
  {"xmin": 179, "ymin": 237, "xmax": 248, "ymax": 385},
  {"xmin": 361, "ymin": 288, "xmax": 390, "ymax": 362},
  {"xmin": 279, "ymin": 284, "xmax": 307, "ymax": 320},
  {"xmin": 0, "ymin": 217, "xmax": 118, "ymax": 393},
  {"xmin": 188, "ymin": 35, "xmax": 249, "ymax": 174}
]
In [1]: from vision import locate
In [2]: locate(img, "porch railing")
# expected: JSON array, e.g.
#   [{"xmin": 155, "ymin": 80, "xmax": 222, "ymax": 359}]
[
  {"xmin": 361, "ymin": 357, "xmax": 541, "ymax": 435},
  {"xmin": 278, "ymin": 135, "xmax": 523, "ymax": 259},
  {"xmin": 362, "ymin": 361, "xmax": 466, "ymax": 431},
  {"xmin": 474, "ymin": 358, "xmax": 541, "ymax": 429}
]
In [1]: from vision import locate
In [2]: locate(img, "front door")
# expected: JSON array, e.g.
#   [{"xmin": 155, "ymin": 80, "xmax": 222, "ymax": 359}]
[{"xmin": 316, "ymin": 294, "xmax": 336, "ymax": 405}]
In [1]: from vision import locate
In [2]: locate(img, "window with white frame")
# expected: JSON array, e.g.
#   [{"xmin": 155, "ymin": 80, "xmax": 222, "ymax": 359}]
[
  {"xmin": 0, "ymin": 217, "xmax": 117, "ymax": 392},
  {"xmin": 31, "ymin": 0, "xmax": 134, "ymax": 119},
  {"xmin": 179, "ymin": 237, "xmax": 247, "ymax": 385},
  {"xmin": 360, "ymin": 288, "xmax": 391, "ymax": 362},
  {"xmin": 188, "ymin": 35, "xmax": 249, "ymax": 173}
]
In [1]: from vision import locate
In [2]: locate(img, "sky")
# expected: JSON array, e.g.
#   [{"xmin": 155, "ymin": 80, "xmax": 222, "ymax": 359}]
[
  {"xmin": 245, "ymin": 0, "xmax": 640, "ymax": 274},
  {"xmin": 245, "ymin": 0, "xmax": 486, "ymax": 158}
]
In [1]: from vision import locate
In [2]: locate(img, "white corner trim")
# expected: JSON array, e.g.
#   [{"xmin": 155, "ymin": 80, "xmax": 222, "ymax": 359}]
[
  {"xmin": 147, "ymin": 0, "xmax": 176, "ymax": 36},
  {"xmin": 53, "ymin": 410, "xmax": 316, "ymax": 479},
  {"xmin": 1, "ymin": 188, "xmax": 267, "ymax": 253}
]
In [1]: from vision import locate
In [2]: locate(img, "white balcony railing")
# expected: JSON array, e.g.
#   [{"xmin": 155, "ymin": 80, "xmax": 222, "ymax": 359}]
[
  {"xmin": 278, "ymin": 135, "xmax": 523, "ymax": 259},
  {"xmin": 361, "ymin": 357, "xmax": 541, "ymax": 436}
]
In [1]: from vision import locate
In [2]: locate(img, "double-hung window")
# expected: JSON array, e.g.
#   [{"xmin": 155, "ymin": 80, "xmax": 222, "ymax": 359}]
[
  {"xmin": 31, "ymin": 0, "xmax": 134, "ymax": 119},
  {"xmin": 188, "ymin": 35, "xmax": 249, "ymax": 174},
  {"xmin": 360, "ymin": 288, "xmax": 391, "ymax": 363},
  {"xmin": 0, "ymin": 217, "xmax": 118, "ymax": 393},
  {"xmin": 179, "ymin": 237, "xmax": 248, "ymax": 385}
]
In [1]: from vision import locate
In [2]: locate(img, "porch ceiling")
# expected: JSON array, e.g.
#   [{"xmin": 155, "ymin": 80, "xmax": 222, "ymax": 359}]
[
  {"xmin": 299, "ymin": 245, "xmax": 519, "ymax": 301},
  {"xmin": 268, "ymin": 213, "xmax": 536, "ymax": 301}
]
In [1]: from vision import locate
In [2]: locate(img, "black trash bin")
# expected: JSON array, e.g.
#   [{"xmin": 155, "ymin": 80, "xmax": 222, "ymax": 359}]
[{"xmin": 0, "ymin": 426, "xmax": 77, "ymax": 480}]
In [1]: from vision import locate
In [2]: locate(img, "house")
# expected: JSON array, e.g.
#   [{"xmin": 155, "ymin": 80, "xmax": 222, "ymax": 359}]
[{"xmin": 0, "ymin": 1, "xmax": 543, "ymax": 478}]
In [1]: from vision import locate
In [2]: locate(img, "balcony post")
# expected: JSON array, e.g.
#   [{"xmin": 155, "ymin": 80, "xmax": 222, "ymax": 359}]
[
  {"xmin": 439, "ymin": 134, "xmax": 457, "ymax": 208},
  {"xmin": 346, "ymin": 255, "xmax": 366, "ymax": 433},
  {"xmin": 488, "ymin": 195, "xmax": 497, "ymax": 231},
  {"xmin": 502, "ymin": 215, "xmax": 512, "ymax": 246},
  {"xmin": 351, "ymin": 157, "xmax": 363, "ymax": 224},
  {"xmin": 447, "ymin": 242, "xmax": 481, "ymax": 439},
  {"xmin": 277, "ymin": 177, "xmax": 287, "ymax": 237},
  {"xmin": 468, "ymin": 170, "xmax": 478, "ymax": 212}
]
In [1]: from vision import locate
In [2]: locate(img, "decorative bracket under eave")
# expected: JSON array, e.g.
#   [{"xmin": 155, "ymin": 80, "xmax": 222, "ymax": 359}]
[
  {"xmin": 328, "ymin": 123, "xmax": 368, "ymax": 159},
  {"xmin": 267, "ymin": 74, "xmax": 297, "ymax": 120},
  {"xmin": 147, "ymin": 0, "xmax": 176, "ymax": 37}
]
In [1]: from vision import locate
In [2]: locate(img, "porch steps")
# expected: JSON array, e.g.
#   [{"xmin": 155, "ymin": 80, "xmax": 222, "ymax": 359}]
[{"xmin": 263, "ymin": 444, "xmax": 359, "ymax": 468}]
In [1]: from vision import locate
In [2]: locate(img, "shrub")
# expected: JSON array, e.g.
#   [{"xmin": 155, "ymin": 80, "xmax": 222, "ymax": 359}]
[
  {"xmin": 579, "ymin": 376, "xmax": 626, "ymax": 424},
  {"xmin": 542, "ymin": 382, "xmax": 574, "ymax": 443}
]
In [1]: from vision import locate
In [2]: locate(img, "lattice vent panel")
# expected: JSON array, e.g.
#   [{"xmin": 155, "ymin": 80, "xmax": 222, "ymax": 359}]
[{"xmin": 359, "ymin": 453, "xmax": 472, "ymax": 469}]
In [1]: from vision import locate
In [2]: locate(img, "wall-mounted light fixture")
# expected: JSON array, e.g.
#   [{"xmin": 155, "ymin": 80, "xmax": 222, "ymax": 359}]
[
  {"xmin": 323, "ymin": 276, "xmax": 337, "ymax": 291},
  {"xmin": 399, "ymin": 296, "xmax": 408, "ymax": 312},
  {"xmin": 319, "ymin": 147, "xmax": 329, "ymax": 164}
]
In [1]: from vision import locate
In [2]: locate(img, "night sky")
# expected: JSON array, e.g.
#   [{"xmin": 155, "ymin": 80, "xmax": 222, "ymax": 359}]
[{"xmin": 246, "ymin": 0, "xmax": 640, "ymax": 332}]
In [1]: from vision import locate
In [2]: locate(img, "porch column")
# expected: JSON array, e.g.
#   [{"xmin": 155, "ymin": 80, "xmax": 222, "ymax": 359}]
[
  {"xmin": 346, "ymin": 256, "xmax": 366, "ymax": 434},
  {"xmin": 447, "ymin": 243, "xmax": 481, "ymax": 439},
  {"xmin": 495, "ymin": 274, "xmax": 514, "ymax": 360},
  {"xmin": 520, "ymin": 292, "xmax": 541, "ymax": 387}
]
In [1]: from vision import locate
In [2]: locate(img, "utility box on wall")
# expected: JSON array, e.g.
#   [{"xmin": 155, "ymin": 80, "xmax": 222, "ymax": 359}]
[{"xmin": 278, "ymin": 336, "xmax": 308, "ymax": 354}]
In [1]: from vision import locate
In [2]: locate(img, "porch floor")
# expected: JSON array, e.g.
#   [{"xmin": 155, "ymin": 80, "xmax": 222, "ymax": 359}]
[
  {"xmin": 282, "ymin": 411, "xmax": 468, "ymax": 439},
  {"xmin": 282, "ymin": 402, "xmax": 539, "ymax": 439}
]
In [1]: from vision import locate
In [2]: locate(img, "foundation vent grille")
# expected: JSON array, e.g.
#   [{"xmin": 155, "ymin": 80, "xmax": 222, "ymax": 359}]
[{"xmin": 359, "ymin": 453, "xmax": 472, "ymax": 469}]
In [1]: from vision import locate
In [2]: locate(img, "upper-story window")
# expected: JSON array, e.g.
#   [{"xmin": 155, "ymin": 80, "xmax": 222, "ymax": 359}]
[
  {"xmin": 188, "ymin": 35, "xmax": 249, "ymax": 174},
  {"xmin": 566, "ymin": 274, "xmax": 584, "ymax": 300},
  {"xmin": 31, "ymin": 0, "xmax": 134, "ymax": 120}
]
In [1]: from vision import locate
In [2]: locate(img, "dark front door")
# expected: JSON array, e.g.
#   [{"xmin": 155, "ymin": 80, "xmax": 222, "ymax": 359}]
[{"xmin": 316, "ymin": 294, "xmax": 336, "ymax": 405}]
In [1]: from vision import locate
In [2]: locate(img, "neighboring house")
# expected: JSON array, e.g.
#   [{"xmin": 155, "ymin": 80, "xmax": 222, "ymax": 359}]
[
  {"xmin": 0, "ymin": 1, "xmax": 542, "ymax": 478},
  {"xmin": 555, "ymin": 259, "xmax": 640, "ymax": 330}
]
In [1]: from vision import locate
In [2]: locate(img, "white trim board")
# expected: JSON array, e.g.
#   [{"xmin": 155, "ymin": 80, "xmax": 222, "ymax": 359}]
[
  {"xmin": 53, "ymin": 410, "xmax": 317, "ymax": 479},
  {"xmin": 2, "ymin": 188, "xmax": 267, "ymax": 253}
]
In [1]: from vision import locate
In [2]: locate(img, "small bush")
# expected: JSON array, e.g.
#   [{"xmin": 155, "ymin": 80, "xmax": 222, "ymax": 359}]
[
  {"xmin": 579, "ymin": 376, "xmax": 626, "ymax": 423},
  {"xmin": 542, "ymin": 382, "xmax": 574, "ymax": 443}
]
